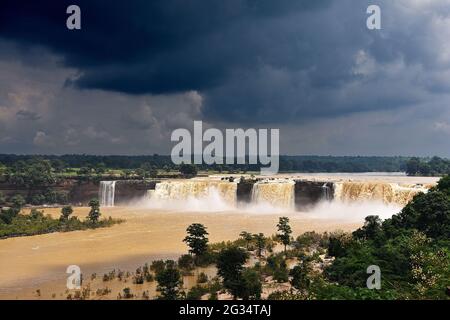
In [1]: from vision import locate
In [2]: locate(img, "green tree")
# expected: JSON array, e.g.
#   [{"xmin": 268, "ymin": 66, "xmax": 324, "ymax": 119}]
[
  {"xmin": 253, "ymin": 233, "xmax": 266, "ymax": 257},
  {"xmin": 0, "ymin": 209, "xmax": 16, "ymax": 224},
  {"xmin": 406, "ymin": 231, "xmax": 449, "ymax": 297},
  {"xmin": 140, "ymin": 162, "xmax": 158, "ymax": 178},
  {"xmin": 87, "ymin": 199, "xmax": 101, "ymax": 224},
  {"xmin": 30, "ymin": 208, "xmax": 44, "ymax": 220},
  {"xmin": 239, "ymin": 269, "xmax": 262, "ymax": 300},
  {"xmin": 393, "ymin": 191, "xmax": 450, "ymax": 240},
  {"xmin": 353, "ymin": 215, "xmax": 383, "ymax": 241},
  {"xmin": 418, "ymin": 162, "xmax": 431, "ymax": 176},
  {"xmin": 0, "ymin": 194, "xmax": 24, "ymax": 224},
  {"xmin": 216, "ymin": 247, "xmax": 248, "ymax": 299},
  {"xmin": 186, "ymin": 285, "xmax": 208, "ymax": 300},
  {"xmin": 290, "ymin": 260, "xmax": 313, "ymax": 290},
  {"xmin": 177, "ymin": 254, "xmax": 195, "ymax": 271},
  {"xmin": 406, "ymin": 157, "xmax": 420, "ymax": 176},
  {"xmin": 437, "ymin": 175, "xmax": 450, "ymax": 194},
  {"xmin": 121, "ymin": 169, "xmax": 133, "ymax": 179},
  {"xmin": 51, "ymin": 159, "xmax": 66, "ymax": 172},
  {"xmin": 10, "ymin": 194, "xmax": 25, "ymax": 214},
  {"xmin": 155, "ymin": 262, "xmax": 183, "ymax": 300},
  {"xmin": 267, "ymin": 255, "xmax": 289, "ymax": 282},
  {"xmin": 327, "ymin": 233, "xmax": 352, "ymax": 258},
  {"xmin": 150, "ymin": 260, "xmax": 166, "ymax": 275},
  {"xmin": 6, "ymin": 159, "xmax": 56, "ymax": 196},
  {"xmin": 239, "ymin": 231, "xmax": 253, "ymax": 250},
  {"xmin": 179, "ymin": 163, "xmax": 198, "ymax": 176},
  {"xmin": 60, "ymin": 205, "xmax": 74, "ymax": 221},
  {"xmin": 277, "ymin": 217, "xmax": 292, "ymax": 252},
  {"xmin": 95, "ymin": 162, "xmax": 106, "ymax": 174},
  {"xmin": 78, "ymin": 167, "xmax": 91, "ymax": 175},
  {"xmin": 183, "ymin": 223, "xmax": 209, "ymax": 256},
  {"xmin": 0, "ymin": 192, "xmax": 6, "ymax": 205}
]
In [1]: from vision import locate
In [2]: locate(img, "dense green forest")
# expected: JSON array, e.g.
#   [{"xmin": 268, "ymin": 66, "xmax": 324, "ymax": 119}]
[
  {"xmin": 406, "ymin": 157, "xmax": 450, "ymax": 176},
  {"xmin": 319, "ymin": 176, "xmax": 450, "ymax": 299},
  {"xmin": 0, "ymin": 154, "xmax": 416, "ymax": 173}
]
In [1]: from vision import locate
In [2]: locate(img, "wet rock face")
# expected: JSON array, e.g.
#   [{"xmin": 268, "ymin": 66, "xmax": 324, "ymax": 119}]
[
  {"xmin": 51, "ymin": 179, "xmax": 159, "ymax": 206},
  {"xmin": 236, "ymin": 180, "xmax": 255, "ymax": 203},
  {"xmin": 294, "ymin": 180, "xmax": 333, "ymax": 210},
  {"xmin": 69, "ymin": 181, "xmax": 99, "ymax": 205},
  {"xmin": 235, "ymin": 179, "xmax": 332, "ymax": 210},
  {"xmin": 114, "ymin": 180, "xmax": 158, "ymax": 205}
]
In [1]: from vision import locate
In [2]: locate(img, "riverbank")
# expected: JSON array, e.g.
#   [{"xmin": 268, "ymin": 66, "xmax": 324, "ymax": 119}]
[{"xmin": 0, "ymin": 206, "xmax": 360, "ymax": 299}]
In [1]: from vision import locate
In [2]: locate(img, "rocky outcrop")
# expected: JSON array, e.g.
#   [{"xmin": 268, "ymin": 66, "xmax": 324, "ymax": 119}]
[
  {"xmin": 0, "ymin": 179, "xmax": 159, "ymax": 206},
  {"xmin": 114, "ymin": 180, "xmax": 158, "ymax": 204},
  {"xmin": 236, "ymin": 179, "xmax": 256, "ymax": 203},
  {"xmin": 294, "ymin": 180, "xmax": 333, "ymax": 210}
]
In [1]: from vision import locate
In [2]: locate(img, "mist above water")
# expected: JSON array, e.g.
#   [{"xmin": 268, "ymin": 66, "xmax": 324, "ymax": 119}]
[
  {"xmin": 133, "ymin": 188, "xmax": 401, "ymax": 222},
  {"xmin": 138, "ymin": 187, "xmax": 236, "ymax": 212},
  {"xmin": 303, "ymin": 200, "xmax": 402, "ymax": 222},
  {"xmin": 110, "ymin": 178, "xmax": 425, "ymax": 222}
]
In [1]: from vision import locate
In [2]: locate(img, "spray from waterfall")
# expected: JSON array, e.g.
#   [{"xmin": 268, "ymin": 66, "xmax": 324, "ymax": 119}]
[
  {"xmin": 99, "ymin": 181, "xmax": 116, "ymax": 207},
  {"xmin": 143, "ymin": 180, "xmax": 238, "ymax": 212},
  {"xmin": 304, "ymin": 200, "xmax": 402, "ymax": 222},
  {"xmin": 251, "ymin": 180, "xmax": 295, "ymax": 211},
  {"xmin": 333, "ymin": 181, "xmax": 428, "ymax": 206},
  {"xmin": 131, "ymin": 177, "xmax": 432, "ymax": 221}
]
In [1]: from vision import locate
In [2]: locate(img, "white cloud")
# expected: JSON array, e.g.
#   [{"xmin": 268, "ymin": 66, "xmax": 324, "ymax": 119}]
[{"xmin": 33, "ymin": 131, "xmax": 53, "ymax": 147}]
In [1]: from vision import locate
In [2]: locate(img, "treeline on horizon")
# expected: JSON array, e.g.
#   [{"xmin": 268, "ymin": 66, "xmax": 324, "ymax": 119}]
[
  {"xmin": 0, "ymin": 154, "xmax": 449, "ymax": 175},
  {"xmin": 406, "ymin": 157, "xmax": 450, "ymax": 176}
]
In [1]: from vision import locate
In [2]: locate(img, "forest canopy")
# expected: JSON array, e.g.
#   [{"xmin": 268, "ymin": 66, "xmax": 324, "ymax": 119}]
[{"xmin": 0, "ymin": 154, "xmax": 415, "ymax": 173}]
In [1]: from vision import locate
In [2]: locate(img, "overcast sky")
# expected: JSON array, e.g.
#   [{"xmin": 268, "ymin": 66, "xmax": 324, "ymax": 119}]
[{"xmin": 0, "ymin": 0, "xmax": 450, "ymax": 156}]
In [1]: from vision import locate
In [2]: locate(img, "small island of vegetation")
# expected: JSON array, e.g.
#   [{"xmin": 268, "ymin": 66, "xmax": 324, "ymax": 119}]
[{"xmin": 0, "ymin": 198, "xmax": 122, "ymax": 239}]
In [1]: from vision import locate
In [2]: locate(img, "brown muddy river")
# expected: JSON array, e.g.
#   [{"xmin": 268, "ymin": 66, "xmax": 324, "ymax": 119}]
[{"xmin": 0, "ymin": 206, "xmax": 360, "ymax": 299}]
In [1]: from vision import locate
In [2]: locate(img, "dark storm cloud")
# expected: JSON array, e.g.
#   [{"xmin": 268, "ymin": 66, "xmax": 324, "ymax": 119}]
[
  {"xmin": 1, "ymin": 0, "xmax": 450, "ymax": 156},
  {"xmin": 0, "ymin": 0, "xmax": 329, "ymax": 92},
  {"xmin": 16, "ymin": 109, "xmax": 41, "ymax": 121},
  {"xmin": 0, "ymin": 0, "xmax": 385, "ymax": 123}
]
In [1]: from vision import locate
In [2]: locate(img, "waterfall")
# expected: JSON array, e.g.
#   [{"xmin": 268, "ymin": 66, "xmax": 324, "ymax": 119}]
[
  {"xmin": 99, "ymin": 181, "xmax": 116, "ymax": 207},
  {"xmin": 333, "ymin": 181, "xmax": 427, "ymax": 206},
  {"xmin": 150, "ymin": 180, "xmax": 237, "ymax": 204},
  {"xmin": 251, "ymin": 180, "xmax": 295, "ymax": 210},
  {"xmin": 390, "ymin": 183, "xmax": 429, "ymax": 205},
  {"xmin": 322, "ymin": 183, "xmax": 332, "ymax": 201}
]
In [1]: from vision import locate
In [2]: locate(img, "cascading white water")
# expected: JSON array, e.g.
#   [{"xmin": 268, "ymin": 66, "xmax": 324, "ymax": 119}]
[
  {"xmin": 333, "ymin": 181, "xmax": 428, "ymax": 206},
  {"xmin": 322, "ymin": 183, "xmax": 332, "ymax": 201},
  {"xmin": 139, "ymin": 177, "xmax": 435, "ymax": 215},
  {"xmin": 99, "ymin": 181, "xmax": 116, "ymax": 207},
  {"xmin": 251, "ymin": 180, "xmax": 295, "ymax": 210},
  {"xmin": 146, "ymin": 180, "xmax": 238, "ymax": 211}
]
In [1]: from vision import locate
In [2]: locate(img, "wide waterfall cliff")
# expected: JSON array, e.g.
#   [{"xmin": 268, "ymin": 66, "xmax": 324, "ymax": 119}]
[
  {"xmin": 149, "ymin": 179, "xmax": 238, "ymax": 204},
  {"xmin": 333, "ymin": 181, "xmax": 428, "ymax": 206},
  {"xmin": 99, "ymin": 176, "xmax": 434, "ymax": 212},
  {"xmin": 251, "ymin": 180, "xmax": 295, "ymax": 210}
]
